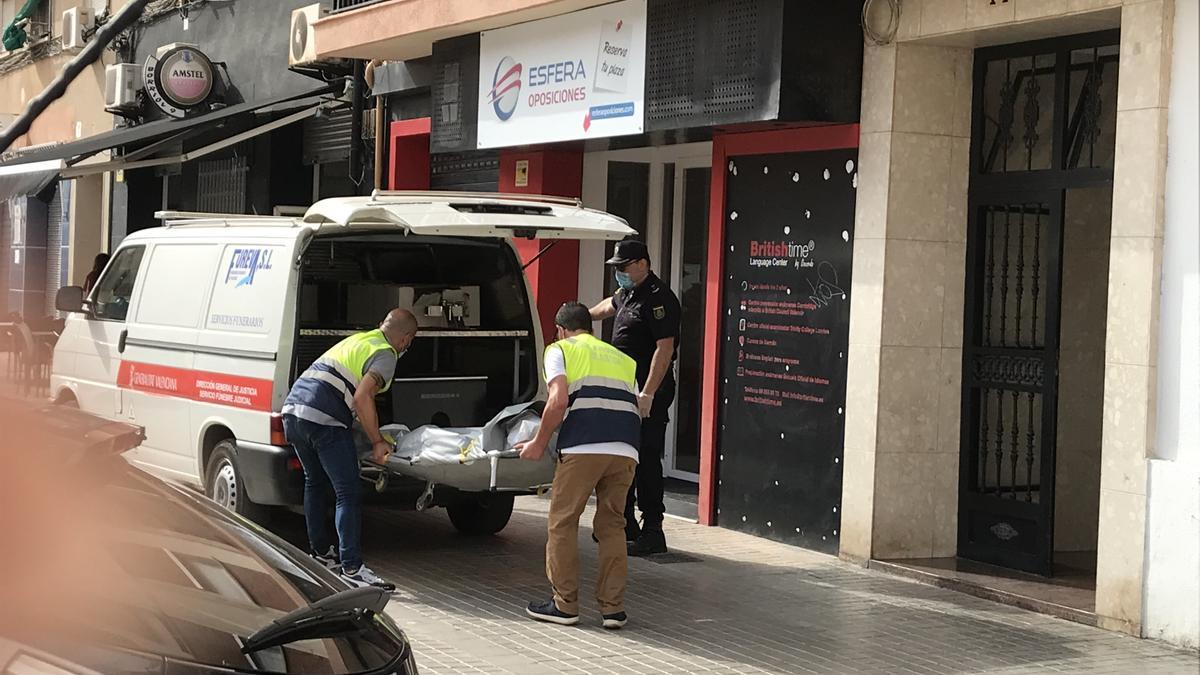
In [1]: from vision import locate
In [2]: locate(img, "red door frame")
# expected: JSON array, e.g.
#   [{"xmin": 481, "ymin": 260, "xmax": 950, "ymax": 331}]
[
  {"xmin": 697, "ymin": 124, "xmax": 861, "ymax": 525},
  {"xmin": 388, "ymin": 118, "xmax": 431, "ymax": 190}
]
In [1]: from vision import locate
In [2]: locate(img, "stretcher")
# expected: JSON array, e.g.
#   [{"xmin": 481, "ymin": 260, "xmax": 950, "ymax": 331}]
[{"xmin": 354, "ymin": 401, "xmax": 558, "ymax": 509}]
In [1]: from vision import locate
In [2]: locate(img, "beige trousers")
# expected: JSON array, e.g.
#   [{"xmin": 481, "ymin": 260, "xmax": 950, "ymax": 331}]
[{"xmin": 546, "ymin": 453, "xmax": 637, "ymax": 615}]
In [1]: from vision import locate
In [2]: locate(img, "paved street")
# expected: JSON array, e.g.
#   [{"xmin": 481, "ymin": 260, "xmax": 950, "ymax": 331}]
[{"xmin": 279, "ymin": 497, "xmax": 1198, "ymax": 675}]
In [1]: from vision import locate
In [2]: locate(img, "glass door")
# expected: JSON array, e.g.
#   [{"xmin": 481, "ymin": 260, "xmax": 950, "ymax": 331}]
[
  {"xmin": 664, "ymin": 161, "xmax": 710, "ymax": 481},
  {"xmin": 580, "ymin": 143, "xmax": 713, "ymax": 485}
]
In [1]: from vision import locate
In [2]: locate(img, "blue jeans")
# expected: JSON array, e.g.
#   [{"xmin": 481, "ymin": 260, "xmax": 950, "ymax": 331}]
[{"xmin": 283, "ymin": 415, "xmax": 363, "ymax": 572}]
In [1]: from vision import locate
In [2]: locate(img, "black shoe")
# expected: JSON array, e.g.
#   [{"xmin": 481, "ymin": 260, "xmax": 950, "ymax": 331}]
[
  {"xmin": 627, "ymin": 530, "xmax": 667, "ymax": 557},
  {"xmin": 602, "ymin": 611, "xmax": 628, "ymax": 630},
  {"xmin": 526, "ymin": 599, "xmax": 579, "ymax": 626},
  {"xmin": 591, "ymin": 525, "xmax": 640, "ymax": 545}
]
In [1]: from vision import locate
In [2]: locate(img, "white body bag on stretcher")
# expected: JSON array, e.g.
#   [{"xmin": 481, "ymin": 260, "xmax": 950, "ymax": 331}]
[{"xmin": 355, "ymin": 401, "xmax": 558, "ymax": 494}]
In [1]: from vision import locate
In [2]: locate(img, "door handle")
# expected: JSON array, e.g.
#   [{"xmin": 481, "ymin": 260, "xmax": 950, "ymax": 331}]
[{"xmin": 118, "ymin": 329, "xmax": 128, "ymax": 354}]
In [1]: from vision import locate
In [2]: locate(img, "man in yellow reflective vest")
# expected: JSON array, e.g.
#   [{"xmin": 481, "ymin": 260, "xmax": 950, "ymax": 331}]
[
  {"xmin": 517, "ymin": 302, "xmax": 640, "ymax": 630},
  {"xmin": 282, "ymin": 308, "xmax": 417, "ymax": 590}
]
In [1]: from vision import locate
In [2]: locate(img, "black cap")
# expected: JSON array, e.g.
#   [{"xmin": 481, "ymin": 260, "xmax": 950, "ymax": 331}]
[{"xmin": 605, "ymin": 239, "xmax": 649, "ymax": 266}]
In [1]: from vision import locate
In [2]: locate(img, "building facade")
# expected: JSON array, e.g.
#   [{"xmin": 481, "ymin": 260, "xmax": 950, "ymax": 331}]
[
  {"xmin": 843, "ymin": 0, "xmax": 1196, "ymax": 645},
  {"xmin": 0, "ymin": 0, "xmax": 122, "ymax": 320},
  {"xmin": 315, "ymin": 0, "xmax": 1197, "ymax": 647},
  {"xmin": 0, "ymin": 0, "xmax": 366, "ymax": 320}
]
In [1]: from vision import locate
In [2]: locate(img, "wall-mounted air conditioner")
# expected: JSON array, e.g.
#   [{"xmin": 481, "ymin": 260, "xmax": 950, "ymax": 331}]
[
  {"xmin": 61, "ymin": 7, "xmax": 93, "ymax": 51},
  {"xmin": 289, "ymin": 4, "xmax": 349, "ymax": 71},
  {"xmin": 105, "ymin": 63, "xmax": 141, "ymax": 115}
]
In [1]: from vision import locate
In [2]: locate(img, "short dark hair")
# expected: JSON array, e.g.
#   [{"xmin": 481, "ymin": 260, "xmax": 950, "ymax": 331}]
[{"xmin": 555, "ymin": 302, "xmax": 592, "ymax": 332}]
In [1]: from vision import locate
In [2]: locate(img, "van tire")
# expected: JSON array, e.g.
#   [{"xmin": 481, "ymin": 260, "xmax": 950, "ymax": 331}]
[
  {"xmin": 446, "ymin": 492, "xmax": 514, "ymax": 536},
  {"xmin": 205, "ymin": 441, "xmax": 270, "ymax": 524}
]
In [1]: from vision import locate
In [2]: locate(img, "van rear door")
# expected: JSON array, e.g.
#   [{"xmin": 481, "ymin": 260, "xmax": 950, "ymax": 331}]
[{"xmin": 302, "ymin": 193, "xmax": 635, "ymax": 240}]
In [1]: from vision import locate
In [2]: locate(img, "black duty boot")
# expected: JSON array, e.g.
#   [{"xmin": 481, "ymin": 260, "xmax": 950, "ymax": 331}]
[
  {"xmin": 625, "ymin": 519, "xmax": 642, "ymax": 544},
  {"xmin": 592, "ymin": 520, "xmax": 641, "ymax": 544},
  {"xmin": 627, "ymin": 529, "xmax": 667, "ymax": 557}
]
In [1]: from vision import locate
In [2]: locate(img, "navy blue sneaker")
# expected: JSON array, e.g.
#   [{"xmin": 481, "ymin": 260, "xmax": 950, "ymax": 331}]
[
  {"xmin": 602, "ymin": 611, "xmax": 628, "ymax": 630},
  {"xmin": 525, "ymin": 599, "xmax": 579, "ymax": 625}
]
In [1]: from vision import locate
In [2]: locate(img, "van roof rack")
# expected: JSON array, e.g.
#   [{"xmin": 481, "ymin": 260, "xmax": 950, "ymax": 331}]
[
  {"xmin": 154, "ymin": 210, "xmax": 298, "ymax": 227},
  {"xmin": 368, "ymin": 190, "xmax": 583, "ymax": 208}
]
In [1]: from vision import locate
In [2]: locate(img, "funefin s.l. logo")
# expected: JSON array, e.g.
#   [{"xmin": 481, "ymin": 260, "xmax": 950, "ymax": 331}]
[{"xmin": 225, "ymin": 248, "xmax": 274, "ymax": 287}]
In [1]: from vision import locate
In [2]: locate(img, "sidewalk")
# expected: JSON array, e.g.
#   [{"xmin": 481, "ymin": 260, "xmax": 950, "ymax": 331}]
[{"xmin": 336, "ymin": 497, "xmax": 1198, "ymax": 675}]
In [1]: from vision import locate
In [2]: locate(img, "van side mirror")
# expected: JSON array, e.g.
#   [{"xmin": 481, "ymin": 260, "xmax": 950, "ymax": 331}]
[{"xmin": 56, "ymin": 286, "xmax": 85, "ymax": 313}]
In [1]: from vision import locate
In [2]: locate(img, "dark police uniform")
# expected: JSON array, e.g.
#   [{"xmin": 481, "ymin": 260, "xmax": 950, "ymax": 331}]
[{"xmin": 611, "ymin": 271, "xmax": 680, "ymax": 532}]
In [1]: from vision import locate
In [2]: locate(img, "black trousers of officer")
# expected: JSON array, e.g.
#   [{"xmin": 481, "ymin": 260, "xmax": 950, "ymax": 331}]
[{"xmin": 625, "ymin": 375, "xmax": 675, "ymax": 532}]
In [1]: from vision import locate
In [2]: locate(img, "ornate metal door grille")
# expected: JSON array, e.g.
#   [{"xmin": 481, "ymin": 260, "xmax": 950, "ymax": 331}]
[{"xmin": 960, "ymin": 31, "xmax": 1117, "ymax": 575}]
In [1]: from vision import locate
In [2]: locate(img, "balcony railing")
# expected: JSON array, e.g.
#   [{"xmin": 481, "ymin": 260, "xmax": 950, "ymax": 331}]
[{"xmin": 331, "ymin": 0, "xmax": 386, "ymax": 12}]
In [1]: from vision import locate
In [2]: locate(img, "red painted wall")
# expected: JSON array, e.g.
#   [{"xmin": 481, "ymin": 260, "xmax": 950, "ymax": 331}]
[
  {"xmin": 698, "ymin": 125, "xmax": 861, "ymax": 526},
  {"xmin": 498, "ymin": 148, "xmax": 583, "ymax": 341},
  {"xmin": 388, "ymin": 118, "xmax": 431, "ymax": 190}
]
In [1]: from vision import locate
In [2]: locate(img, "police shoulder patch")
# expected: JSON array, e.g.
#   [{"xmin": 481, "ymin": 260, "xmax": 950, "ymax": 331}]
[{"xmin": 653, "ymin": 306, "xmax": 666, "ymax": 320}]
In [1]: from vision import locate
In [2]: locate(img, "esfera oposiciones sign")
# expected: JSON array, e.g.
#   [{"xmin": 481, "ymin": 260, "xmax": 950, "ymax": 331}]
[{"xmin": 144, "ymin": 44, "xmax": 215, "ymax": 118}]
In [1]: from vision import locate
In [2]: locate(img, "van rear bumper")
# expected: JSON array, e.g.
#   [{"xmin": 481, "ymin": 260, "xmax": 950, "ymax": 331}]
[{"xmin": 236, "ymin": 439, "xmax": 304, "ymax": 506}]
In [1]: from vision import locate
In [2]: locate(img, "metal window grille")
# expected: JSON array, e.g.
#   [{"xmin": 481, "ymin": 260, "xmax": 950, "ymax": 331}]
[
  {"xmin": 331, "ymin": 0, "xmax": 383, "ymax": 12},
  {"xmin": 196, "ymin": 156, "xmax": 249, "ymax": 214}
]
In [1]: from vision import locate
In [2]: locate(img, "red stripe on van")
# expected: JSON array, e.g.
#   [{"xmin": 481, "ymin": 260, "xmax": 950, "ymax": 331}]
[{"xmin": 117, "ymin": 361, "xmax": 273, "ymax": 411}]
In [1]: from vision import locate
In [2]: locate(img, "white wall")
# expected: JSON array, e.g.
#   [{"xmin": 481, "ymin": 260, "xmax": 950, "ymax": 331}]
[{"xmin": 1144, "ymin": 0, "xmax": 1200, "ymax": 650}]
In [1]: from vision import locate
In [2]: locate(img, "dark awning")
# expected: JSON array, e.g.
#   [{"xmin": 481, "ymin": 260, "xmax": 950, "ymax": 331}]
[{"xmin": 0, "ymin": 83, "xmax": 341, "ymax": 170}]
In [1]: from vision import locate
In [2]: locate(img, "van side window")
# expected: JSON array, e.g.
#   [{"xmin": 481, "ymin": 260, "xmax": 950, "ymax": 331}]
[{"xmin": 91, "ymin": 246, "xmax": 146, "ymax": 321}]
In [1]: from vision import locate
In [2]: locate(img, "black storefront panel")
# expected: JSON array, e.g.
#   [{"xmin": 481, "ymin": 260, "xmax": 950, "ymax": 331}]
[{"xmin": 716, "ymin": 149, "xmax": 857, "ymax": 553}]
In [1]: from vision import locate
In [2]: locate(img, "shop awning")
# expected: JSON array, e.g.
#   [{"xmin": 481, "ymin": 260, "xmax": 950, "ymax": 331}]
[
  {"xmin": 0, "ymin": 158, "xmax": 60, "ymax": 200},
  {"xmin": 0, "ymin": 83, "xmax": 343, "ymax": 193}
]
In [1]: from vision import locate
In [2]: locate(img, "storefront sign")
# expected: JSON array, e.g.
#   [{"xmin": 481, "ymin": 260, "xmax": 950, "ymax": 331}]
[
  {"xmin": 476, "ymin": 0, "xmax": 646, "ymax": 149},
  {"xmin": 716, "ymin": 149, "xmax": 858, "ymax": 554},
  {"xmin": 144, "ymin": 44, "xmax": 215, "ymax": 118}
]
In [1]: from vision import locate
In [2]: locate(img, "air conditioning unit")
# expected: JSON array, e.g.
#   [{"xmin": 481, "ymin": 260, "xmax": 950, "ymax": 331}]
[
  {"xmin": 289, "ymin": 4, "xmax": 348, "ymax": 70},
  {"xmin": 104, "ymin": 63, "xmax": 141, "ymax": 115},
  {"xmin": 61, "ymin": 6, "xmax": 92, "ymax": 51}
]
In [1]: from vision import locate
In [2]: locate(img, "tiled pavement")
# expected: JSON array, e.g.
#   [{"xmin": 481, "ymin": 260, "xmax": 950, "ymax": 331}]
[{"xmin": 279, "ymin": 497, "xmax": 1200, "ymax": 675}]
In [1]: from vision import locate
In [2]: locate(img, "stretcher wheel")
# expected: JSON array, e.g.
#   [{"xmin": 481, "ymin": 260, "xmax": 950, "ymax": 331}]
[{"xmin": 374, "ymin": 471, "xmax": 389, "ymax": 492}]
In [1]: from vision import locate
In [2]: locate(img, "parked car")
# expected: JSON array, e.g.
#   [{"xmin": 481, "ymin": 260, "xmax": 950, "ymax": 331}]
[
  {"xmin": 0, "ymin": 398, "xmax": 419, "ymax": 675},
  {"xmin": 49, "ymin": 191, "xmax": 632, "ymax": 530}
]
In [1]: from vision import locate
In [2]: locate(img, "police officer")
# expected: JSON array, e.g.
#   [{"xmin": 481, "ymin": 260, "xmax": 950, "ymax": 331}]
[
  {"xmin": 282, "ymin": 308, "xmax": 417, "ymax": 589},
  {"xmin": 590, "ymin": 240, "xmax": 680, "ymax": 556}
]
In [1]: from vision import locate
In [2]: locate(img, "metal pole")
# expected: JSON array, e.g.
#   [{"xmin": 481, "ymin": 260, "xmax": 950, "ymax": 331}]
[{"xmin": 0, "ymin": 0, "xmax": 153, "ymax": 155}]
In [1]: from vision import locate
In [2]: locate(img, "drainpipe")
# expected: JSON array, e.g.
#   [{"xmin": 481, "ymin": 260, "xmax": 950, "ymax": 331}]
[
  {"xmin": 349, "ymin": 59, "xmax": 365, "ymax": 195},
  {"xmin": 365, "ymin": 59, "xmax": 385, "ymax": 190}
]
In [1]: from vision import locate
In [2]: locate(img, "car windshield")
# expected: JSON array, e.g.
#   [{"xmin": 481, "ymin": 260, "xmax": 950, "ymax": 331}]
[{"xmin": 2, "ymin": 462, "xmax": 403, "ymax": 674}]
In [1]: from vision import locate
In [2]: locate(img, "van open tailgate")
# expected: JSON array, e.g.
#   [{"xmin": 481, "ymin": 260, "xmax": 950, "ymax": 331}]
[{"xmin": 303, "ymin": 191, "xmax": 635, "ymax": 241}]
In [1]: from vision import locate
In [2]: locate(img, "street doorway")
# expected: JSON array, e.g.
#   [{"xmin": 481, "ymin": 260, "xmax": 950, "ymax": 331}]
[
  {"xmin": 958, "ymin": 31, "xmax": 1118, "ymax": 581},
  {"xmin": 581, "ymin": 142, "xmax": 713, "ymax": 497}
]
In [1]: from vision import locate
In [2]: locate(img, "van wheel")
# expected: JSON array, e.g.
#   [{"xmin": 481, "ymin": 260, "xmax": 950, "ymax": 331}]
[
  {"xmin": 446, "ymin": 492, "xmax": 514, "ymax": 535},
  {"xmin": 206, "ymin": 441, "xmax": 269, "ymax": 524}
]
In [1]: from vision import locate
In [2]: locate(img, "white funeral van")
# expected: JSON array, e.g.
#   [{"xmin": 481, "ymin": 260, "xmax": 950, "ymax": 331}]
[{"xmin": 51, "ymin": 192, "xmax": 632, "ymax": 531}]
